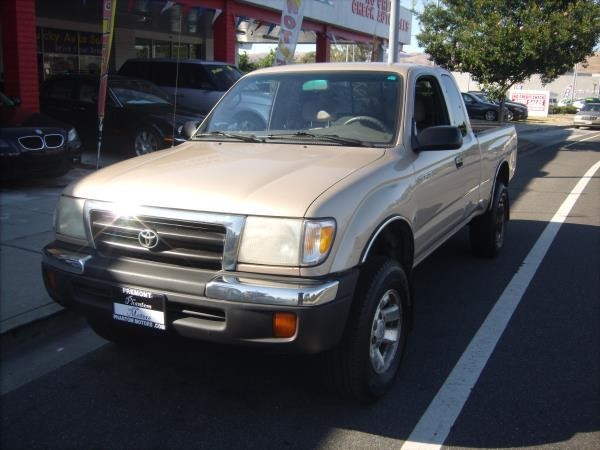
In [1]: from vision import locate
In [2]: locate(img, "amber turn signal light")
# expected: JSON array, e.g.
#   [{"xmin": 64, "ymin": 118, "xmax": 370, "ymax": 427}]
[
  {"xmin": 273, "ymin": 312, "xmax": 297, "ymax": 338},
  {"xmin": 43, "ymin": 266, "xmax": 57, "ymax": 292}
]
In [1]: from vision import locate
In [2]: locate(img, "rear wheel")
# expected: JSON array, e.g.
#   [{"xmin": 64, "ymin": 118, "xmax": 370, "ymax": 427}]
[
  {"xmin": 470, "ymin": 181, "xmax": 509, "ymax": 257},
  {"xmin": 328, "ymin": 258, "xmax": 410, "ymax": 403}
]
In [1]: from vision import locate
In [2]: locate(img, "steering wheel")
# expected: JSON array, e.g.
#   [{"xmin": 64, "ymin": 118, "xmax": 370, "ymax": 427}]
[{"xmin": 343, "ymin": 116, "xmax": 387, "ymax": 132}]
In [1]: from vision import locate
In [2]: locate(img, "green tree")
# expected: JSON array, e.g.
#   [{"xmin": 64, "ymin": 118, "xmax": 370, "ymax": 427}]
[
  {"xmin": 297, "ymin": 51, "xmax": 316, "ymax": 64},
  {"xmin": 330, "ymin": 44, "xmax": 373, "ymax": 62},
  {"xmin": 238, "ymin": 51, "xmax": 257, "ymax": 73},
  {"xmin": 418, "ymin": 0, "xmax": 600, "ymax": 121},
  {"xmin": 256, "ymin": 49, "xmax": 276, "ymax": 68}
]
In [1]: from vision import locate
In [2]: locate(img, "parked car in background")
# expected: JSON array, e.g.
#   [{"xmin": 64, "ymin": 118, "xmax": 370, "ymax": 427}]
[
  {"xmin": 40, "ymin": 74, "xmax": 204, "ymax": 156},
  {"xmin": 1, "ymin": 90, "xmax": 81, "ymax": 181},
  {"xmin": 573, "ymin": 103, "xmax": 600, "ymax": 128},
  {"xmin": 469, "ymin": 91, "xmax": 528, "ymax": 121},
  {"xmin": 461, "ymin": 92, "xmax": 510, "ymax": 121},
  {"xmin": 118, "ymin": 59, "xmax": 243, "ymax": 114},
  {"xmin": 572, "ymin": 97, "xmax": 600, "ymax": 112}
]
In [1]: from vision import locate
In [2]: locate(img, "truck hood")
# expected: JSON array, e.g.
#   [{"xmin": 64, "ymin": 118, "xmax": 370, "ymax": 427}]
[{"xmin": 66, "ymin": 141, "xmax": 385, "ymax": 217}]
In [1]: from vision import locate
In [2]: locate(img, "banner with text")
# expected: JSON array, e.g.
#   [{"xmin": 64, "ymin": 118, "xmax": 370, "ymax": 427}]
[
  {"xmin": 510, "ymin": 90, "xmax": 550, "ymax": 117},
  {"xmin": 275, "ymin": 0, "xmax": 307, "ymax": 65},
  {"xmin": 97, "ymin": 0, "xmax": 117, "ymax": 168}
]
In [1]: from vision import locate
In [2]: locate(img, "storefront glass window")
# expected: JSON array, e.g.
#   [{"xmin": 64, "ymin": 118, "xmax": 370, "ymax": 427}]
[
  {"xmin": 172, "ymin": 43, "xmax": 190, "ymax": 59},
  {"xmin": 37, "ymin": 27, "xmax": 101, "ymax": 79},
  {"xmin": 153, "ymin": 41, "xmax": 171, "ymax": 58},
  {"xmin": 135, "ymin": 39, "xmax": 152, "ymax": 58}
]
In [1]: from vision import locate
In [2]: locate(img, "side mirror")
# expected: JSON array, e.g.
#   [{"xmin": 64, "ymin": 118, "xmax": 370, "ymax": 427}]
[
  {"xmin": 413, "ymin": 125, "xmax": 463, "ymax": 152},
  {"xmin": 183, "ymin": 120, "xmax": 201, "ymax": 139},
  {"xmin": 10, "ymin": 96, "xmax": 22, "ymax": 106}
]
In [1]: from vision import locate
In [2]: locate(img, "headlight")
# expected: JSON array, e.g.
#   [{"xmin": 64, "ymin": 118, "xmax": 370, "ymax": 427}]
[
  {"xmin": 54, "ymin": 196, "xmax": 87, "ymax": 242},
  {"xmin": 67, "ymin": 128, "xmax": 79, "ymax": 142},
  {"xmin": 238, "ymin": 217, "xmax": 336, "ymax": 267}
]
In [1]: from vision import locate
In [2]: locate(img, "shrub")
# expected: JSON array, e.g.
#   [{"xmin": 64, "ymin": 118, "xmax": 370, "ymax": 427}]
[{"xmin": 549, "ymin": 105, "xmax": 578, "ymax": 114}]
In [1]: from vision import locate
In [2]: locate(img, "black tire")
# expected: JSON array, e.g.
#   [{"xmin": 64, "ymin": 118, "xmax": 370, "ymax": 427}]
[
  {"xmin": 328, "ymin": 258, "xmax": 410, "ymax": 403},
  {"xmin": 470, "ymin": 181, "xmax": 509, "ymax": 257},
  {"xmin": 132, "ymin": 127, "xmax": 161, "ymax": 156},
  {"xmin": 484, "ymin": 110, "xmax": 497, "ymax": 121}
]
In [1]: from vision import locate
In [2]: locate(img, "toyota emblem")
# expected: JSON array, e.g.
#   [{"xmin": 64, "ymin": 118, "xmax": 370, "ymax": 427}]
[{"xmin": 138, "ymin": 229, "xmax": 159, "ymax": 249}]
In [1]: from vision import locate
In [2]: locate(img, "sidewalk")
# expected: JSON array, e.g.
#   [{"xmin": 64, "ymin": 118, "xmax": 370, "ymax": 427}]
[
  {"xmin": 0, "ymin": 118, "xmax": 578, "ymax": 335},
  {"xmin": 0, "ymin": 148, "xmax": 122, "ymax": 334}
]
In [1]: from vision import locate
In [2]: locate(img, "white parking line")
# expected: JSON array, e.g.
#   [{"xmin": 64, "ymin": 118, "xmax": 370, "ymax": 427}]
[{"xmin": 401, "ymin": 155, "xmax": 600, "ymax": 450}]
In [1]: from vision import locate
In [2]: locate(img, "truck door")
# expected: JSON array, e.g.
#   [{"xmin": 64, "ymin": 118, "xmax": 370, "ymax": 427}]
[
  {"xmin": 410, "ymin": 75, "xmax": 477, "ymax": 257},
  {"xmin": 440, "ymin": 74, "xmax": 482, "ymax": 218}
]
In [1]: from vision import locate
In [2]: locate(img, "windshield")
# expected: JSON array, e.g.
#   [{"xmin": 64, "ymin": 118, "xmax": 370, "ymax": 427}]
[
  {"xmin": 110, "ymin": 79, "xmax": 171, "ymax": 105},
  {"xmin": 581, "ymin": 103, "xmax": 600, "ymax": 112},
  {"xmin": 205, "ymin": 64, "xmax": 242, "ymax": 90},
  {"xmin": 198, "ymin": 71, "xmax": 401, "ymax": 147}
]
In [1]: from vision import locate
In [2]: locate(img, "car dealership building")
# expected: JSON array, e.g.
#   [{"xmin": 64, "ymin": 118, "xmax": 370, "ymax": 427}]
[{"xmin": 0, "ymin": 0, "xmax": 412, "ymax": 112}]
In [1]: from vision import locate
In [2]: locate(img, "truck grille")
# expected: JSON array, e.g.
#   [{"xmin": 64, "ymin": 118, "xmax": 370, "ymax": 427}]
[{"xmin": 90, "ymin": 210, "xmax": 226, "ymax": 270}]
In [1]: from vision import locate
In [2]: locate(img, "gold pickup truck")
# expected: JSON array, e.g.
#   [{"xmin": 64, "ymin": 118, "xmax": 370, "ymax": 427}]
[{"xmin": 42, "ymin": 63, "xmax": 517, "ymax": 401}]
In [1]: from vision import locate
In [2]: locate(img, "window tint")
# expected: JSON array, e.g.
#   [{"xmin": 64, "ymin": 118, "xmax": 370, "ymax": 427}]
[
  {"xmin": 78, "ymin": 80, "xmax": 97, "ymax": 103},
  {"xmin": 45, "ymin": 79, "xmax": 74, "ymax": 100},
  {"xmin": 178, "ymin": 63, "xmax": 214, "ymax": 89},
  {"xmin": 205, "ymin": 64, "xmax": 242, "ymax": 90},
  {"xmin": 151, "ymin": 62, "xmax": 177, "ymax": 87},
  {"xmin": 441, "ymin": 74, "xmax": 469, "ymax": 136},
  {"xmin": 413, "ymin": 76, "xmax": 450, "ymax": 134}
]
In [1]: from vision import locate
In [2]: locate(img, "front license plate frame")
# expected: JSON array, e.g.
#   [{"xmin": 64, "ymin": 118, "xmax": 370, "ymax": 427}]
[{"xmin": 113, "ymin": 287, "xmax": 166, "ymax": 331}]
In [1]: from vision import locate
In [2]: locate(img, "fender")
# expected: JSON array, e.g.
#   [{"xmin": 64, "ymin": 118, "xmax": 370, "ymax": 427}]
[{"xmin": 360, "ymin": 215, "xmax": 414, "ymax": 264}]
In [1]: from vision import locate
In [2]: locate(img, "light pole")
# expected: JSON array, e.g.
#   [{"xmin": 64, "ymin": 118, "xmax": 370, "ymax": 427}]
[{"xmin": 388, "ymin": 0, "xmax": 400, "ymax": 64}]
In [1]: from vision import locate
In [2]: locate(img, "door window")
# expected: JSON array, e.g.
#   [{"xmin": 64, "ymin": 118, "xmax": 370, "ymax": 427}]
[
  {"xmin": 78, "ymin": 80, "xmax": 98, "ymax": 103},
  {"xmin": 413, "ymin": 76, "xmax": 450, "ymax": 134},
  {"xmin": 45, "ymin": 79, "xmax": 75, "ymax": 100},
  {"xmin": 441, "ymin": 74, "xmax": 469, "ymax": 136}
]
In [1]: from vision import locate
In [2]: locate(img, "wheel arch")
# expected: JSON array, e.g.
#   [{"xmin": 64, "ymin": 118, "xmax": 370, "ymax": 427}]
[
  {"xmin": 361, "ymin": 216, "xmax": 414, "ymax": 278},
  {"xmin": 488, "ymin": 160, "xmax": 511, "ymax": 218}
]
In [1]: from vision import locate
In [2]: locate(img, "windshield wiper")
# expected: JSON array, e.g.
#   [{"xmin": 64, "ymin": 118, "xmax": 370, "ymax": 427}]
[
  {"xmin": 266, "ymin": 132, "xmax": 368, "ymax": 147},
  {"xmin": 193, "ymin": 131, "xmax": 264, "ymax": 143}
]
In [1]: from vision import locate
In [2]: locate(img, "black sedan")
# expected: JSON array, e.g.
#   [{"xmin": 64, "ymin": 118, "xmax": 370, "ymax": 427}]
[
  {"xmin": 1, "ymin": 91, "xmax": 82, "ymax": 181},
  {"xmin": 40, "ymin": 74, "xmax": 204, "ymax": 157},
  {"xmin": 468, "ymin": 91, "xmax": 528, "ymax": 121},
  {"xmin": 461, "ymin": 92, "xmax": 511, "ymax": 121}
]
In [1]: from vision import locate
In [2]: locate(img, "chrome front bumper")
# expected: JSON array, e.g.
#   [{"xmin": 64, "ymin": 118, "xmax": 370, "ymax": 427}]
[
  {"xmin": 205, "ymin": 275, "xmax": 339, "ymax": 306},
  {"xmin": 44, "ymin": 245, "xmax": 339, "ymax": 307}
]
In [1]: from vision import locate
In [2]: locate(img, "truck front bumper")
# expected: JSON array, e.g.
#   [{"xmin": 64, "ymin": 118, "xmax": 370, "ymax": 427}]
[{"xmin": 42, "ymin": 243, "xmax": 358, "ymax": 354}]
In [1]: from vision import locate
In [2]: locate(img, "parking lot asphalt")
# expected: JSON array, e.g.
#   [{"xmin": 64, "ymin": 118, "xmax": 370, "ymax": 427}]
[{"xmin": 0, "ymin": 118, "xmax": 575, "ymax": 335}]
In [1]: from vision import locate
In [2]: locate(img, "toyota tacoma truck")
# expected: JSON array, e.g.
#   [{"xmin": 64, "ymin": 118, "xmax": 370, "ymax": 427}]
[{"xmin": 42, "ymin": 63, "xmax": 517, "ymax": 401}]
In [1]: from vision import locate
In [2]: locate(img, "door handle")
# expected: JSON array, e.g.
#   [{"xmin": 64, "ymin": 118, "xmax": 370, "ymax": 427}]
[{"xmin": 455, "ymin": 155, "xmax": 463, "ymax": 169}]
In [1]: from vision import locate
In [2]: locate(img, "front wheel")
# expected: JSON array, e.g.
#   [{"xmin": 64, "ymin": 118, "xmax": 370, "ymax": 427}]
[
  {"xmin": 484, "ymin": 110, "xmax": 498, "ymax": 121},
  {"xmin": 470, "ymin": 181, "xmax": 509, "ymax": 257},
  {"xmin": 133, "ymin": 127, "xmax": 161, "ymax": 156},
  {"xmin": 328, "ymin": 258, "xmax": 410, "ymax": 402}
]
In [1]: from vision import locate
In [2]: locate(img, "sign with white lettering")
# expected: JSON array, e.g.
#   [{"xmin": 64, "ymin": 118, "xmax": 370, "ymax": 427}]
[
  {"xmin": 113, "ymin": 287, "xmax": 166, "ymax": 330},
  {"xmin": 244, "ymin": 0, "xmax": 412, "ymax": 44}
]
